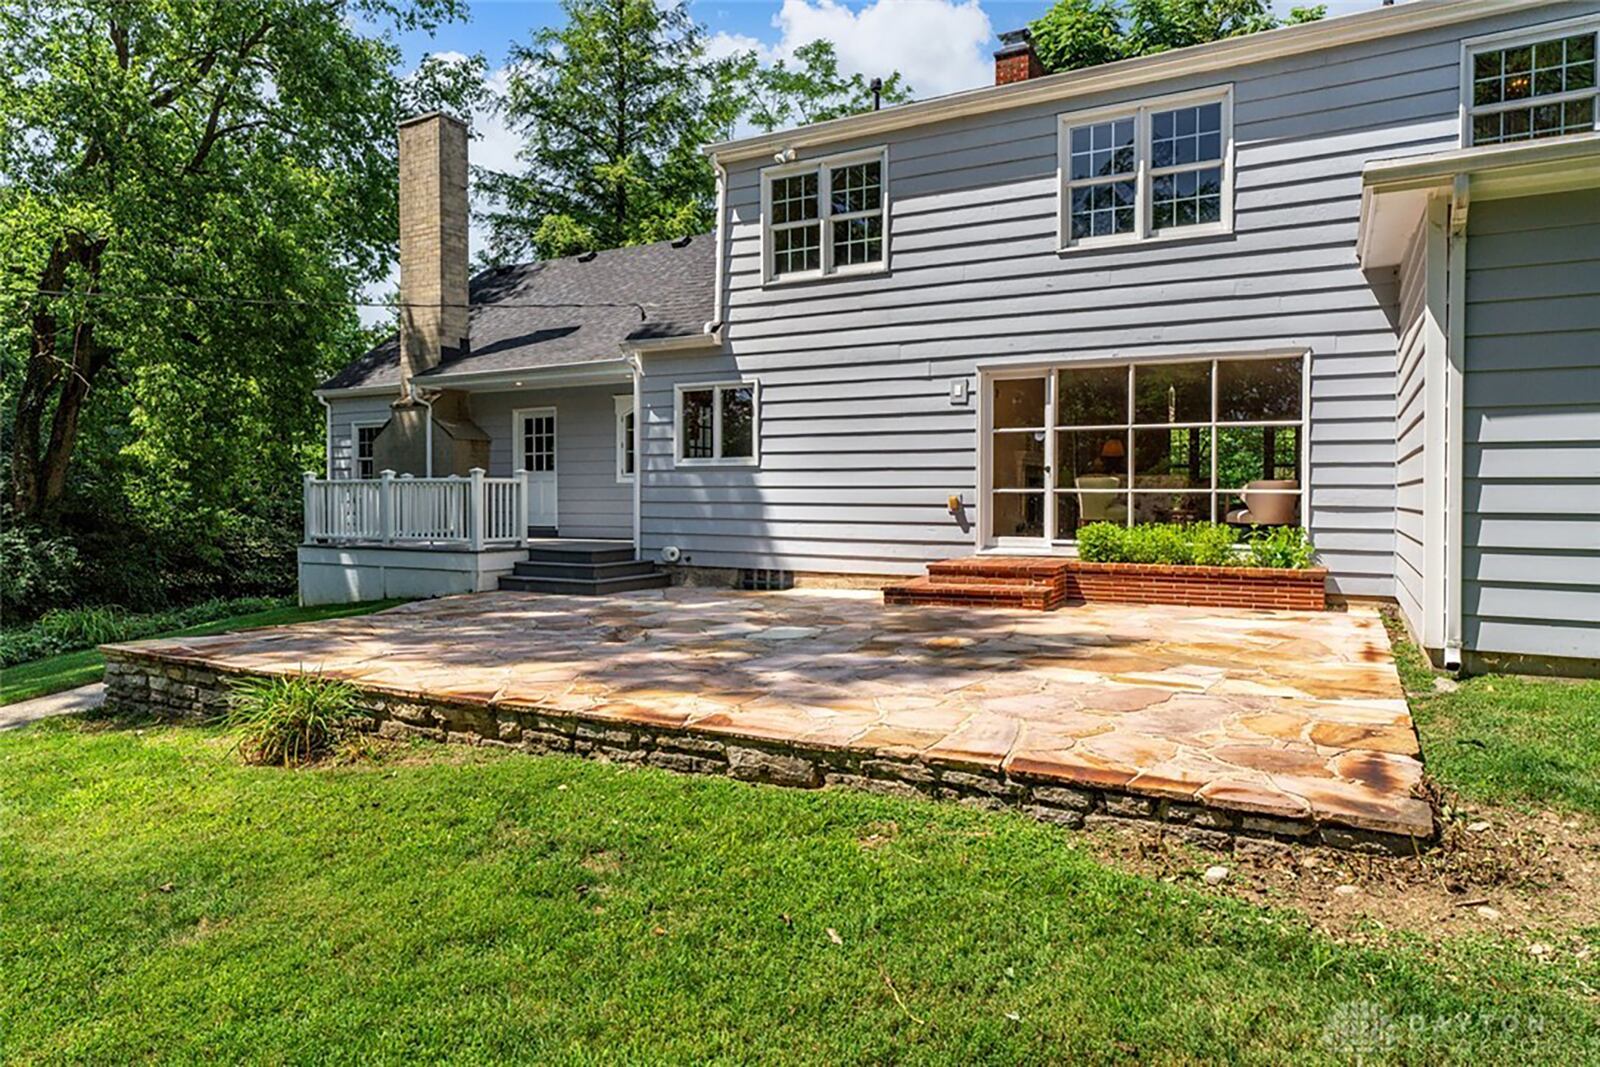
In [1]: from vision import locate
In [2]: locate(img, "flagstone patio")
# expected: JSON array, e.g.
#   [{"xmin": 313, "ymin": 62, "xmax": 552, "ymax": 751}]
[{"xmin": 103, "ymin": 589, "xmax": 1434, "ymax": 847}]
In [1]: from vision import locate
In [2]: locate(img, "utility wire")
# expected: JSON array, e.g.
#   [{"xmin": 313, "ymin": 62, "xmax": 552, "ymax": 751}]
[{"xmin": 27, "ymin": 288, "xmax": 654, "ymax": 321}]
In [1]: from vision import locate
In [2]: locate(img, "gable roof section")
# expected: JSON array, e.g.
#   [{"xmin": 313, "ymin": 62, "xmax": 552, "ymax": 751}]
[
  {"xmin": 322, "ymin": 233, "xmax": 714, "ymax": 392},
  {"xmin": 703, "ymin": 0, "xmax": 1557, "ymax": 165}
]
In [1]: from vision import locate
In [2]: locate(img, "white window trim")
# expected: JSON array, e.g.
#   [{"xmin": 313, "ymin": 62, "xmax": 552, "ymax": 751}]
[
  {"xmin": 761, "ymin": 146, "xmax": 889, "ymax": 285},
  {"xmin": 978, "ymin": 351, "xmax": 1309, "ymax": 548},
  {"xmin": 673, "ymin": 380, "xmax": 760, "ymax": 467},
  {"xmin": 350, "ymin": 419, "xmax": 385, "ymax": 480},
  {"xmin": 1459, "ymin": 15, "xmax": 1600, "ymax": 149},
  {"xmin": 614, "ymin": 394, "xmax": 635, "ymax": 484},
  {"xmin": 1056, "ymin": 84, "xmax": 1235, "ymax": 253}
]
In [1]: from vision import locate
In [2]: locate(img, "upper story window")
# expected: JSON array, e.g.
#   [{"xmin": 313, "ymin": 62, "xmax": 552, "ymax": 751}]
[
  {"xmin": 763, "ymin": 148, "xmax": 888, "ymax": 282},
  {"xmin": 1464, "ymin": 19, "xmax": 1599, "ymax": 146},
  {"xmin": 1057, "ymin": 87, "xmax": 1233, "ymax": 251},
  {"xmin": 353, "ymin": 422, "xmax": 383, "ymax": 479}
]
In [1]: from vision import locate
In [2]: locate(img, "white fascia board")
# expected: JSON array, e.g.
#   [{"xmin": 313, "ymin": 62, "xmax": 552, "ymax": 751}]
[
  {"xmin": 704, "ymin": 0, "xmax": 1553, "ymax": 165},
  {"xmin": 1359, "ymin": 135, "xmax": 1600, "ymax": 266},
  {"xmin": 626, "ymin": 330, "xmax": 722, "ymax": 357}
]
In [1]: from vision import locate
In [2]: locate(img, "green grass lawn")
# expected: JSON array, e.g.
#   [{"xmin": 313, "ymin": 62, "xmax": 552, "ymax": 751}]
[
  {"xmin": 2, "ymin": 721, "xmax": 1596, "ymax": 1064},
  {"xmin": 1384, "ymin": 614, "xmax": 1600, "ymax": 818},
  {"xmin": 0, "ymin": 600, "xmax": 408, "ymax": 706}
]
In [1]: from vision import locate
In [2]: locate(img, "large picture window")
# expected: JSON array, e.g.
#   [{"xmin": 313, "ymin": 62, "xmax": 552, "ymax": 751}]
[
  {"xmin": 763, "ymin": 148, "xmax": 887, "ymax": 282},
  {"xmin": 1058, "ymin": 87, "xmax": 1233, "ymax": 250},
  {"xmin": 986, "ymin": 355, "xmax": 1306, "ymax": 544},
  {"xmin": 1463, "ymin": 20, "xmax": 1599, "ymax": 146},
  {"xmin": 675, "ymin": 381, "xmax": 758, "ymax": 466}
]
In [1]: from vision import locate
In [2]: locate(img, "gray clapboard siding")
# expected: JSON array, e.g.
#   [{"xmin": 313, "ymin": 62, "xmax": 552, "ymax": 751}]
[
  {"xmin": 325, "ymin": 395, "xmax": 395, "ymax": 480},
  {"xmin": 639, "ymin": 4, "xmax": 1595, "ymax": 590},
  {"xmin": 1462, "ymin": 188, "xmax": 1600, "ymax": 662}
]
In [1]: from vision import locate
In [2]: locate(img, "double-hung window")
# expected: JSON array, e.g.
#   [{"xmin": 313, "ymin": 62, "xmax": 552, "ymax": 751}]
[
  {"xmin": 353, "ymin": 422, "xmax": 383, "ymax": 479},
  {"xmin": 675, "ymin": 381, "xmax": 758, "ymax": 466},
  {"xmin": 763, "ymin": 148, "xmax": 888, "ymax": 282},
  {"xmin": 1058, "ymin": 87, "xmax": 1233, "ymax": 249},
  {"xmin": 1463, "ymin": 19, "xmax": 1599, "ymax": 146}
]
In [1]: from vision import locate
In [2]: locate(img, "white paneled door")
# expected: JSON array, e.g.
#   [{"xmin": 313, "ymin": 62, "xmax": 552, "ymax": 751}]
[{"xmin": 514, "ymin": 407, "xmax": 558, "ymax": 529}]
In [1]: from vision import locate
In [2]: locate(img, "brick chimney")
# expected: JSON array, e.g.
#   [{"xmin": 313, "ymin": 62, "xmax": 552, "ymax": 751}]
[
  {"xmin": 994, "ymin": 29, "xmax": 1044, "ymax": 85},
  {"xmin": 397, "ymin": 111, "xmax": 469, "ymax": 395}
]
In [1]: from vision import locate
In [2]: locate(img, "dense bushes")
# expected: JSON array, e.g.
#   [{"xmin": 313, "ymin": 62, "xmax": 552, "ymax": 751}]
[
  {"xmin": 0, "ymin": 596, "xmax": 288, "ymax": 667},
  {"xmin": 1075, "ymin": 522, "xmax": 1318, "ymax": 569}
]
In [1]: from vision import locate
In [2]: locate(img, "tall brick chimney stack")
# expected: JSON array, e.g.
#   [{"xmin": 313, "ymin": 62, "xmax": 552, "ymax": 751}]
[
  {"xmin": 397, "ymin": 111, "xmax": 470, "ymax": 395},
  {"xmin": 994, "ymin": 29, "xmax": 1045, "ymax": 85}
]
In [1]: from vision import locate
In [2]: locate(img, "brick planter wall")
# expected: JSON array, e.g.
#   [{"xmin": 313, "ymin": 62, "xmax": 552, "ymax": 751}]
[
  {"xmin": 99, "ymin": 648, "xmax": 1420, "ymax": 855},
  {"xmin": 884, "ymin": 557, "xmax": 1326, "ymax": 612},
  {"xmin": 1059, "ymin": 561, "xmax": 1327, "ymax": 611}
]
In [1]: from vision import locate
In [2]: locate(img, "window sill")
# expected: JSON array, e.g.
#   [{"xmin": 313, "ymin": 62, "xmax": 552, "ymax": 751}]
[
  {"xmin": 1057, "ymin": 222, "xmax": 1233, "ymax": 256},
  {"xmin": 674, "ymin": 457, "xmax": 759, "ymax": 468},
  {"xmin": 763, "ymin": 262, "xmax": 889, "ymax": 287}
]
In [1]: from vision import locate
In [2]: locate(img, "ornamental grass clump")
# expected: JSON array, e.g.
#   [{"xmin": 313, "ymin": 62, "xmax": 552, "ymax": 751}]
[{"xmin": 226, "ymin": 674, "xmax": 366, "ymax": 767}]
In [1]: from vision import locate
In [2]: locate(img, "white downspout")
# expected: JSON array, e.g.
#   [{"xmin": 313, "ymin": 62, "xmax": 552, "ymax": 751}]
[
  {"xmin": 630, "ymin": 353, "xmax": 643, "ymax": 562},
  {"xmin": 704, "ymin": 155, "xmax": 727, "ymax": 335},
  {"xmin": 408, "ymin": 381, "xmax": 435, "ymax": 478},
  {"xmin": 1443, "ymin": 174, "xmax": 1470, "ymax": 670},
  {"xmin": 316, "ymin": 393, "xmax": 334, "ymax": 478}
]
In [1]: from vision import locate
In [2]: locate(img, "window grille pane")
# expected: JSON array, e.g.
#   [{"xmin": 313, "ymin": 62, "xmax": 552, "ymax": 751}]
[
  {"xmin": 1151, "ymin": 166, "xmax": 1222, "ymax": 230},
  {"xmin": 1133, "ymin": 361, "xmax": 1211, "ymax": 424},
  {"xmin": 1152, "ymin": 102, "xmax": 1222, "ymax": 169},
  {"xmin": 720, "ymin": 386, "xmax": 754, "ymax": 458},
  {"xmin": 1131, "ymin": 490, "xmax": 1211, "ymax": 526},
  {"xmin": 832, "ymin": 215, "xmax": 883, "ymax": 267},
  {"xmin": 1070, "ymin": 180, "xmax": 1135, "ymax": 239},
  {"xmin": 829, "ymin": 161, "xmax": 881, "ymax": 214},
  {"xmin": 1223, "ymin": 490, "xmax": 1301, "ymax": 529},
  {"xmin": 992, "ymin": 377, "xmax": 1046, "ymax": 429},
  {"xmin": 1218, "ymin": 426, "xmax": 1301, "ymax": 489},
  {"xmin": 1217, "ymin": 356, "xmax": 1302, "ymax": 422},
  {"xmin": 1056, "ymin": 365, "xmax": 1127, "ymax": 426},
  {"xmin": 992, "ymin": 431, "xmax": 1046, "ymax": 490},
  {"xmin": 1057, "ymin": 430, "xmax": 1128, "ymax": 485},
  {"xmin": 1069, "ymin": 117, "xmax": 1134, "ymax": 180},
  {"xmin": 772, "ymin": 223, "xmax": 821, "ymax": 275},
  {"xmin": 1059, "ymin": 491, "xmax": 1127, "ymax": 535},
  {"xmin": 1132, "ymin": 427, "xmax": 1211, "ymax": 489},
  {"xmin": 771, "ymin": 172, "xmax": 818, "ymax": 224},
  {"xmin": 993, "ymin": 491, "xmax": 1045, "ymax": 538},
  {"xmin": 681, "ymin": 390, "xmax": 714, "ymax": 459}
]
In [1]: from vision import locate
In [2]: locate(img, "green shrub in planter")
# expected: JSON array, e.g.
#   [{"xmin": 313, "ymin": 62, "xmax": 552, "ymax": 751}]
[
  {"xmin": 226, "ymin": 674, "xmax": 366, "ymax": 767},
  {"xmin": 1188, "ymin": 523, "xmax": 1242, "ymax": 567},
  {"xmin": 1075, "ymin": 523, "xmax": 1127, "ymax": 563},
  {"xmin": 1246, "ymin": 524, "xmax": 1318, "ymax": 569}
]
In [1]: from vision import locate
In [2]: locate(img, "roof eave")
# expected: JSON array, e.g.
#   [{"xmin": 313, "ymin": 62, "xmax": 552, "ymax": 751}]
[{"xmin": 703, "ymin": 0, "xmax": 1552, "ymax": 165}]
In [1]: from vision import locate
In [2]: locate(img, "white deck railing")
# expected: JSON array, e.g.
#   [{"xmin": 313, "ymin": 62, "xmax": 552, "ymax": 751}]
[{"xmin": 303, "ymin": 469, "xmax": 532, "ymax": 549}]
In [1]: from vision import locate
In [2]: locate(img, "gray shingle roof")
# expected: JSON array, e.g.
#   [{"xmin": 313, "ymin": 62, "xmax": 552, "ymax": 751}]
[{"xmin": 322, "ymin": 233, "xmax": 714, "ymax": 391}]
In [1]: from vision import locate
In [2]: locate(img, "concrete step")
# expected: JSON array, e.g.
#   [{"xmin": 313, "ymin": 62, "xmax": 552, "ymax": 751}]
[
  {"xmin": 497, "ymin": 572, "xmax": 671, "ymax": 596},
  {"xmin": 512, "ymin": 559, "xmax": 659, "ymax": 580}
]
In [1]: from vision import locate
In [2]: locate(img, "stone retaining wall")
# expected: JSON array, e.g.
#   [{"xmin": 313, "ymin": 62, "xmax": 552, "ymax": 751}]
[{"xmin": 102, "ymin": 649, "xmax": 1417, "ymax": 856}]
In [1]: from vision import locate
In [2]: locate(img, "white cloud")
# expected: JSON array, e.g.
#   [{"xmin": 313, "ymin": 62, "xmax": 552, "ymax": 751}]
[
  {"xmin": 706, "ymin": 31, "xmax": 775, "ymax": 64},
  {"xmin": 767, "ymin": 0, "xmax": 994, "ymax": 100}
]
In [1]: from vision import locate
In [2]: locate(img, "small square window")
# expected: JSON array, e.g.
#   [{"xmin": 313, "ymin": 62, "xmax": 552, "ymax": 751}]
[{"xmin": 677, "ymin": 382, "xmax": 759, "ymax": 465}]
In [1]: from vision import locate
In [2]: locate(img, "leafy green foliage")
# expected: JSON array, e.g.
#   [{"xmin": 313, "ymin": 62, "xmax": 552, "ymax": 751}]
[
  {"xmin": 1245, "ymin": 524, "xmax": 1317, "ymax": 569},
  {"xmin": 479, "ymin": 0, "xmax": 743, "ymax": 262},
  {"xmin": 226, "ymin": 673, "xmax": 365, "ymax": 766},
  {"xmin": 0, "ymin": 514, "xmax": 80, "ymax": 619},
  {"xmin": 1, "ymin": 0, "xmax": 481, "ymax": 615},
  {"xmin": 738, "ymin": 40, "xmax": 912, "ymax": 132},
  {"xmin": 1077, "ymin": 522, "xmax": 1253, "ymax": 566},
  {"xmin": 1, "ymin": 596, "xmax": 286, "ymax": 667},
  {"xmin": 1032, "ymin": 0, "xmax": 1326, "ymax": 73}
]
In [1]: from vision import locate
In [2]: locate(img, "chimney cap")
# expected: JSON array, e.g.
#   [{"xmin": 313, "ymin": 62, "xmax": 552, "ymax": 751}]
[
  {"xmin": 398, "ymin": 110, "xmax": 468, "ymax": 131},
  {"xmin": 995, "ymin": 28, "xmax": 1033, "ymax": 54}
]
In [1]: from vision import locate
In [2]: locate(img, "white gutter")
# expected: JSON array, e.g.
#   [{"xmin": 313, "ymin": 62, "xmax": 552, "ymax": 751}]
[
  {"xmin": 705, "ymin": 156, "xmax": 728, "ymax": 335},
  {"xmin": 703, "ymin": 0, "xmax": 1553, "ymax": 164},
  {"xmin": 408, "ymin": 381, "xmax": 434, "ymax": 478},
  {"xmin": 1443, "ymin": 176, "xmax": 1470, "ymax": 670}
]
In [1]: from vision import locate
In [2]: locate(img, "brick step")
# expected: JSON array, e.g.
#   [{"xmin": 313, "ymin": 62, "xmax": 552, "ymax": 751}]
[
  {"xmin": 882, "ymin": 576, "xmax": 1064, "ymax": 611},
  {"xmin": 925, "ymin": 557, "xmax": 1077, "ymax": 585}
]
